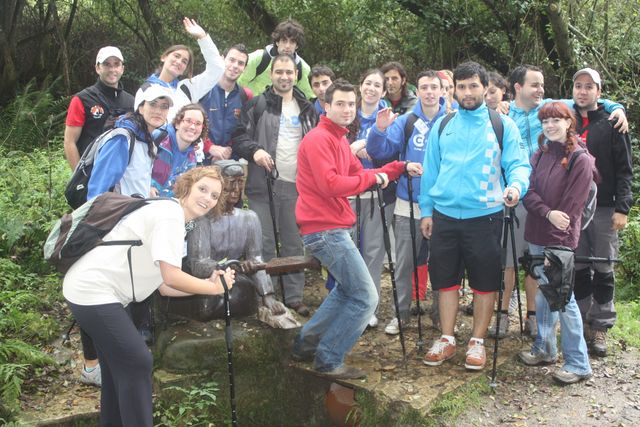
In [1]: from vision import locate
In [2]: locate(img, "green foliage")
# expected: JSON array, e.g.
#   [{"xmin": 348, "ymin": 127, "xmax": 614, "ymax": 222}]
[
  {"xmin": 611, "ymin": 301, "xmax": 640, "ymax": 348},
  {"xmin": 0, "ymin": 78, "xmax": 68, "ymax": 151},
  {"xmin": 0, "ymin": 145, "xmax": 70, "ymax": 271},
  {"xmin": 153, "ymin": 381, "xmax": 219, "ymax": 426},
  {"xmin": 617, "ymin": 206, "xmax": 640, "ymax": 302},
  {"xmin": 0, "ymin": 339, "xmax": 54, "ymax": 414}
]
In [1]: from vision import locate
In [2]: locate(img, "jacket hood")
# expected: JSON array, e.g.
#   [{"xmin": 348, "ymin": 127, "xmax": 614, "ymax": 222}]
[
  {"xmin": 146, "ymin": 73, "xmax": 179, "ymax": 90},
  {"xmin": 115, "ymin": 115, "xmax": 147, "ymax": 141},
  {"xmin": 265, "ymin": 44, "xmax": 301, "ymax": 64}
]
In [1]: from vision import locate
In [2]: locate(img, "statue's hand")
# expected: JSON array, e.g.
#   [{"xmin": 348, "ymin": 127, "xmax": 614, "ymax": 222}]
[{"xmin": 263, "ymin": 294, "xmax": 286, "ymax": 315}]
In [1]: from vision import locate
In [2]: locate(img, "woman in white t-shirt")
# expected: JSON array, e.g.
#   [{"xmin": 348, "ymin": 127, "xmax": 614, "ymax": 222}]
[{"xmin": 63, "ymin": 166, "xmax": 234, "ymax": 427}]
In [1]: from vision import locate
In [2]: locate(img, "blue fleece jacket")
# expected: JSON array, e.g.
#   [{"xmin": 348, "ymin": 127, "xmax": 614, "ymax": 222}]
[
  {"xmin": 367, "ymin": 100, "xmax": 446, "ymax": 202},
  {"xmin": 151, "ymin": 124, "xmax": 196, "ymax": 197},
  {"xmin": 87, "ymin": 116, "xmax": 153, "ymax": 199},
  {"xmin": 419, "ymin": 103, "xmax": 531, "ymax": 219},
  {"xmin": 509, "ymin": 98, "xmax": 623, "ymax": 159},
  {"xmin": 200, "ymin": 83, "xmax": 246, "ymax": 148}
]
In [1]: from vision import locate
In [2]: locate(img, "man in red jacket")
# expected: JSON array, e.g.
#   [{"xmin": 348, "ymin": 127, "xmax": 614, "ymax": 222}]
[{"xmin": 292, "ymin": 79, "xmax": 422, "ymax": 379}]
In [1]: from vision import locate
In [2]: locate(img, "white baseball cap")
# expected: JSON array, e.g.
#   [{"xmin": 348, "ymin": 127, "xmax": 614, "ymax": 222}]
[
  {"xmin": 134, "ymin": 83, "xmax": 174, "ymax": 110},
  {"xmin": 573, "ymin": 68, "xmax": 601, "ymax": 88},
  {"xmin": 96, "ymin": 46, "xmax": 124, "ymax": 65}
]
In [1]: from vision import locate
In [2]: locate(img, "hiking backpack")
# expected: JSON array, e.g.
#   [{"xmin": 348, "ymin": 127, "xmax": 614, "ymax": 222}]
[
  {"xmin": 44, "ymin": 193, "xmax": 174, "ymax": 301},
  {"xmin": 64, "ymin": 128, "xmax": 135, "ymax": 209}
]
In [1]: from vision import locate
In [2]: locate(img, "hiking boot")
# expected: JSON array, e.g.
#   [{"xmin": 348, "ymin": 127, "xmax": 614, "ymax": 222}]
[
  {"xmin": 316, "ymin": 365, "xmax": 367, "ymax": 380},
  {"xmin": 287, "ymin": 301, "xmax": 311, "ymax": 317},
  {"xmin": 464, "ymin": 339, "xmax": 486, "ymax": 370},
  {"xmin": 368, "ymin": 314, "xmax": 379, "ymax": 328},
  {"xmin": 518, "ymin": 350, "xmax": 557, "ymax": 366},
  {"xmin": 488, "ymin": 313, "xmax": 509, "ymax": 338},
  {"xmin": 423, "ymin": 338, "xmax": 456, "ymax": 366},
  {"xmin": 524, "ymin": 315, "xmax": 538, "ymax": 338},
  {"xmin": 384, "ymin": 318, "xmax": 402, "ymax": 335},
  {"xmin": 80, "ymin": 364, "xmax": 101, "ymax": 387},
  {"xmin": 592, "ymin": 329, "xmax": 608, "ymax": 357},
  {"xmin": 291, "ymin": 351, "xmax": 315, "ymax": 363},
  {"xmin": 552, "ymin": 369, "xmax": 592, "ymax": 385}
]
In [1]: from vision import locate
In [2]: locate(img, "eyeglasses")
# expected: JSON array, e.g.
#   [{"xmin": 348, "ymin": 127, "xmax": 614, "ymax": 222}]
[
  {"xmin": 148, "ymin": 100, "xmax": 171, "ymax": 110},
  {"xmin": 182, "ymin": 118, "xmax": 204, "ymax": 128}
]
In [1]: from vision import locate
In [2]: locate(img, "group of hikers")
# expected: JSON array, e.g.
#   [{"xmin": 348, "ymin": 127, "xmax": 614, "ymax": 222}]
[{"xmin": 59, "ymin": 16, "xmax": 633, "ymax": 427}]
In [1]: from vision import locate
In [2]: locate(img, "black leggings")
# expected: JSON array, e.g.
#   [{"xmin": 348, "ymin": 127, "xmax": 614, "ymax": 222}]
[{"xmin": 68, "ymin": 301, "xmax": 153, "ymax": 427}]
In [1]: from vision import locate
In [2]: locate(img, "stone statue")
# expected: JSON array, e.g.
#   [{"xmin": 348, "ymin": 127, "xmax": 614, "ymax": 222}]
[{"xmin": 172, "ymin": 160, "xmax": 298, "ymax": 328}]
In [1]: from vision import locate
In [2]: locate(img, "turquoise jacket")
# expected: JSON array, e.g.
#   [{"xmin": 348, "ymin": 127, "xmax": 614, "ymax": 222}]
[
  {"xmin": 419, "ymin": 104, "xmax": 531, "ymax": 219},
  {"xmin": 508, "ymin": 98, "xmax": 624, "ymax": 159}
]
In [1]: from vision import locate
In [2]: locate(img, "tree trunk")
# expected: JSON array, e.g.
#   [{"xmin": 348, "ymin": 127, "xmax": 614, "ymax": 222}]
[
  {"xmin": 236, "ymin": 0, "xmax": 279, "ymax": 38},
  {"xmin": 0, "ymin": 0, "xmax": 26, "ymax": 103},
  {"xmin": 50, "ymin": 0, "xmax": 71, "ymax": 94}
]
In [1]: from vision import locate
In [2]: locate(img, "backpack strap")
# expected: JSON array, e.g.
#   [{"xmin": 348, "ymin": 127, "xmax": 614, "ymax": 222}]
[
  {"xmin": 403, "ymin": 112, "xmax": 419, "ymax": 157},
  {"xmin": 179, "ymin": 84, "xmax": 192, "ymax": 102},
  {"xmin": 251, "ymin": 50, "xmax": 272, "ymax": 82},
  {"xmin": 437, "ymin": 112, "xmax": 456, "ymax": 138},
  {"xmin": 567, "ymin": 148, "xmax": 587, "ymax": 171},
  {"xmin": 296, "ymin": 60, "xmax": 303, "ymax": 82},
  {"xmin": 488, "ymin": 109, "xmax": 504, "ymax": 150},
  {"xmin": 239, "ymin": 86, "xmax": 249, "ymax": 105}
]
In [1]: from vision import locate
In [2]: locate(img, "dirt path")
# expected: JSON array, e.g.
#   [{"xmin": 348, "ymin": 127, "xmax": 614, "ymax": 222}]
[{"xmin": 19, "ymin": 270, "xmax": 640, "ymax": 426}]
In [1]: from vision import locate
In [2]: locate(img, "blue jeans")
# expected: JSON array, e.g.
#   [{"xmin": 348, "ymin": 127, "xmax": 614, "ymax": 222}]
[
  {"xmin": 529, "ymin": 243, "xmax": 591, "ymax": 376},
  {"xmin": 293, "ymin": 228, "xmax": 378, "ymax": 372}
]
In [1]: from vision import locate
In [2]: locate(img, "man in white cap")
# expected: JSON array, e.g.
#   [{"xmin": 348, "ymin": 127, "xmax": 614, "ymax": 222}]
[
  {"xmin": 64, "ymin": 46, "xmax": 134, "ymax": 170},
  {"xmin": 572, "ymin": 67, "xmax": 634, "ymax": 357}
]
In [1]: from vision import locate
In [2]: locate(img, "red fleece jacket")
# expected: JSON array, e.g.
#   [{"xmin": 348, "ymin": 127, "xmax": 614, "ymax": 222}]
[{"xmin": 296, "ymin": 115, "xmax": 406, "ymax": 235}]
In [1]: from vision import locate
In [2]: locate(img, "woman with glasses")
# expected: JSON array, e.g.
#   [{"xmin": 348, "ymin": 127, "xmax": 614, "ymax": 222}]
[
  {"xmin": 87, "ymin": 84, "xmax": 173, "ymax": 200},
  {"xmin": 151, "ymin": 104, "xmax": 208, "ymax": 197}
]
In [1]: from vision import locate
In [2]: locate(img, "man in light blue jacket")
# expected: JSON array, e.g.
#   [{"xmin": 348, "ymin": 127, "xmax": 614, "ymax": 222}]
[{"xmin": 419, "ymin": 61, "xmax": 530, "ymax": 371}]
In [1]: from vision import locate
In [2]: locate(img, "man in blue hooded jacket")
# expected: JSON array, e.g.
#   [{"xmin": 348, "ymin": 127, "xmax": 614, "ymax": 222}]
[{"xmin": 419, "ymin": 62, "xmax": 530, "ymax": 371}]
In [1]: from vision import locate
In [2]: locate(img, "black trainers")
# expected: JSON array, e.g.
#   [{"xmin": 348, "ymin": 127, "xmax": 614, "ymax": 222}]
[{"xmin": 316, "ymin": 365, "xmax": 367, "ymax": 380}]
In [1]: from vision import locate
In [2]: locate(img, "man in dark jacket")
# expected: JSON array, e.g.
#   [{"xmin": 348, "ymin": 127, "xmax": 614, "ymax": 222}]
[
  {"xmin": 572, "ymin": 68, "xmax": 634, "ymax": 357},
  {"xmin": 63, "ymin": 46, "xmax": 134, "ymax": 169},
  {"xmin": 200, "ymin": 44, "xmax": 252, "ymax": 162},
  {"xmin": 232, "ymin": 54, "xmax": 318, "ymax": 315}
]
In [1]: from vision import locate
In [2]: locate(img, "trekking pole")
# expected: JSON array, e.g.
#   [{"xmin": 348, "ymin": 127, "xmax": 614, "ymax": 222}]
[
  {"xmin": 265, "ymin": 167, "xmax": 286, "ymax": 301},
  {"xmin": 376, "ymin": 185, "xmax": 407, "ymax": 361},
  {"xmin": 406, "ymin": 173, "xmax": 424, "ymax": 352},
  {"xmin": 217, "ymin": 259, "xmax": 241, "ymax": 427},
  {"xmin": 491, "ymin": 204, "xmax": 512, "ymax": 388},
  {"xmin": 507, "ymin": 207, "xmax": 524, "ymax": 335},
  {"xmin": 61, "ymin": 319, "xmax": 76, "ymax": 345},
  {"xmin": 355, "ymin": 194, "xmax": 362, "ymax": 252}
]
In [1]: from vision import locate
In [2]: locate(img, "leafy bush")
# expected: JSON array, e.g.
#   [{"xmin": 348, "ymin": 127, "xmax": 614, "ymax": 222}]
[
  {"xmin": 0, "ymin": 78, "xmax": 68, "ymax": 151},
  {"xmin": 154, "ymin": 381, "xmax": 219, "ymax": 426},
  {"xmin": 617, "ymin": 206, "xmax": 640, "ymax": 302}
]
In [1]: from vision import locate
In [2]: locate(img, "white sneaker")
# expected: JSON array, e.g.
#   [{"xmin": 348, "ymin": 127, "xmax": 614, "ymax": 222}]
[
  {"xmin": 80, "ymin": 364, "xmax": 101, "ymax": 387},
  {"xmin": 368, "ymin": 314, "xmax": 379, "ymax": 328},
  {"xmin": 384, "ymin": 318, "xmax": 401, "ymax": 335}
]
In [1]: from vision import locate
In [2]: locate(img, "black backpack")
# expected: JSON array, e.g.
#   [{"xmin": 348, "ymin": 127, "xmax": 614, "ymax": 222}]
[
  {"xmin": 44, "ymin": 193, "xmax": 174, "ymax": 301},
  {"xmin": 64, "ymin": 128, "xmax": 135, "ymax": 209}
]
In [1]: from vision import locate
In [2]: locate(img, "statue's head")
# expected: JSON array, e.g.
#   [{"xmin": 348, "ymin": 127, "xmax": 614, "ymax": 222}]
[{"xmin": 214, "ymin": 160, "xmax": 245, "ymax": 212}]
